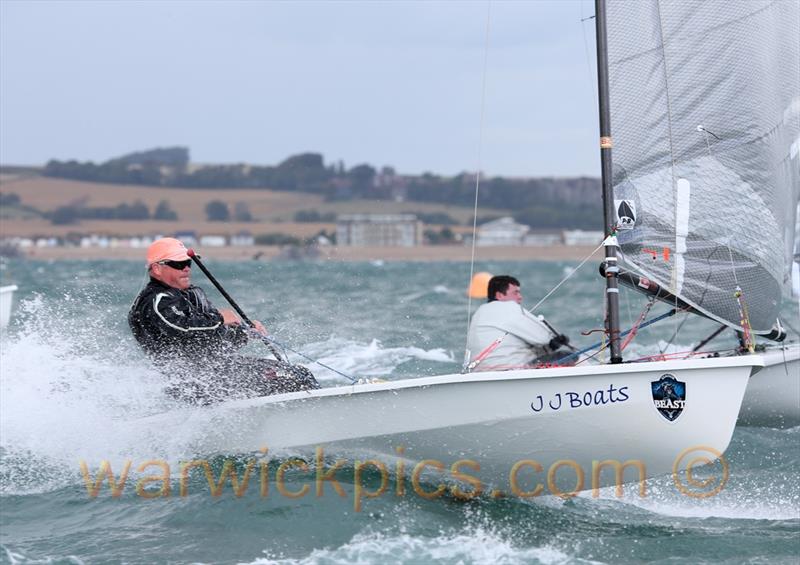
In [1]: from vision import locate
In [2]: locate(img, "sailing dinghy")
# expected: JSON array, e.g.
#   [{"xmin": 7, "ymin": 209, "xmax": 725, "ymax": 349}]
[
  {"xmin": 738, "ymin": 343, "xmax": 800, "ymax": 428},
  {"xmin": 601, "ymin": 0, "xmax": 800, "ymax": 429},
  {"xmin": 148, "ymin": 355, "xmax": 759, "ymax": 492},
  {"xmin": 143, "ymin": 0, "xmax": 799, "ymax": 494}
]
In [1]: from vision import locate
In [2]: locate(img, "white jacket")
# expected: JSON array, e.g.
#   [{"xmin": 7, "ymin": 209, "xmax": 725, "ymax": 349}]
[{"xmin": 466, "ymin": 300, "xmax": 554, "ymax": 370}]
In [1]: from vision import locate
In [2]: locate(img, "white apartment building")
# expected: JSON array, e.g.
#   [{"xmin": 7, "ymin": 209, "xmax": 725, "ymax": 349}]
[{"xmin": 336, "ymin": 214, "xmax": 422, "ymax": 247}]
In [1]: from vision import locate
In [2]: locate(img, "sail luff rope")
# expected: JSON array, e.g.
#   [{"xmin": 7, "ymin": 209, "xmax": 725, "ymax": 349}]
[
  {"xmin": 463, "ymin": 1, "xmax": 492, "ymax": 371},
  {"xmin": 654, "ymin": 1, "xmax": 682, "ymax": 351}
]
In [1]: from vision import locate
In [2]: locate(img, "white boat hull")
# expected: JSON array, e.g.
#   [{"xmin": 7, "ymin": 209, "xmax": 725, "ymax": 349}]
[
  {"xmin": 0, "ymin": 285, "xmax": 17, "ymax": 330},
  {"xmin": 738, "ymin": 343, "xmax": 800, "ymax": 428},
  {"xmin": 149, "ymin": 356, "xmax": 761, "ymax": 492}
]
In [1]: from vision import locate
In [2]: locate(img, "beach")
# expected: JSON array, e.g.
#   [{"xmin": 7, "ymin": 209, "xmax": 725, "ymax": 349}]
[{"xmin": 16, "ymin": 243, "xmax": 602, "ymax": 262}]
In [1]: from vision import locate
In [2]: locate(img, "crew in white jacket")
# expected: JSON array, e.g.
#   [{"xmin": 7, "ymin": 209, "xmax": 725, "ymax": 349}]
[{"xmin": 466, "ymin": 275, "xmax": 570, "ymax": 371}]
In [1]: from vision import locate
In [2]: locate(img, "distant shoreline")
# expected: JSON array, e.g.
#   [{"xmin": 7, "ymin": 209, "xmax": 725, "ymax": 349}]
[{"xmin": 15, "ymin": 244, "xmax": 602, "ymax": 262}]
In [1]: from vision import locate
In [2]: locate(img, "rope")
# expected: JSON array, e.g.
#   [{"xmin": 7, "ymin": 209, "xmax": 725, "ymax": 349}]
[
  {"xmin": 526, "ymin": 239, "xmax": 606, "ymax": 315},
  {"xmin": 558, "ymin": 307, "xmax": 682, "ymax": 365},
  {"xmin": 734, "ymin": 286, "xmax": 755, "ymax": 353},
  {"xmin": 620, "ymin": 297, "xmax": 655, "ymax": 351},
  {"xmin": 466, "ymin": 337, "xmax": 504, "ymax": 371},
  {"xmin": 631, "ymin": 347, "xmax": 739, "ymax": 363},
  {"xmin": 463, "ymin": 1, "xmax": 492, "ymax": 370},
  {"xmin": 258, "ymin": 333, "xmax": 358, "ymax": 384},
  {"xmin": 576, "ymin": 342, "xmax": 609, "ymax": 366}
]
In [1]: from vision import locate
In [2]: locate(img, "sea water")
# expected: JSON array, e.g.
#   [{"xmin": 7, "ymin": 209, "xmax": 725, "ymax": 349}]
[{"xmin": 0, "ymin": 258, "xmax": 798, "ymax": 564}]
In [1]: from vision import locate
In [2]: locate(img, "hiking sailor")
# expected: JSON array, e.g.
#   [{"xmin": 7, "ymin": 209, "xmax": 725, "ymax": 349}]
[
  {"xmin": 128, "ymin": 237, "xmax": 319, "ymax": 404},
  {"xmin": 466, "ymin": 275, "xmax": 572, "ymax": 371}
]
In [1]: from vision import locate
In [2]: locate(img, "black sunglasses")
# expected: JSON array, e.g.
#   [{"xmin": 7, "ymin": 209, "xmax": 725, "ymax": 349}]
[{"xmin": 158, "ymin": 259, "xmax": 192, "ymax": 270}]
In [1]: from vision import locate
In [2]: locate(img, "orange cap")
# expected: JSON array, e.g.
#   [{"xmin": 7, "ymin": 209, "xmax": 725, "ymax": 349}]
[{"xmin": 146, "ymin": 237, "xmax": 190, "ymax": 265}]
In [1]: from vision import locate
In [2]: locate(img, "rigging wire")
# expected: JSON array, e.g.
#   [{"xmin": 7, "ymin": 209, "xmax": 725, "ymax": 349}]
[
  {"xmin": 463, "ymin": 0, "xmax": 493, "ymax": 369},
  {"xmin": 526, "ymin": 239, "xmax": 605, "ymax": 315},
  {"xmin": 576, "ymin": 342, "xmax": 608, "ymax": 366},
  {"xmin": 633, "ymin": 347, "xmax": 739, "ymax": 363},
  {"xmin": 659, "ymin": 310, "xmax": 691, "ymax": 354},
  {"xmin": 579, "ymin": 0, "xmax": 599, "ymax": 109},
  {"xmin": 259, "ymin": 333, "xmax": 358, "ymax": 383}
]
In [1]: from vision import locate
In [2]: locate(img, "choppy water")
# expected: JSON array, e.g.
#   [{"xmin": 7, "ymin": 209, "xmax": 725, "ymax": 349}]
[{"xmin": 1, "ymin": 258, "xmax": 798, "ymax": 564}]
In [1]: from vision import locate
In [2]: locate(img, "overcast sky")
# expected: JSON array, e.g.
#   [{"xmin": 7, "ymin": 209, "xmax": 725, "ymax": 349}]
[{"xmin": 0, "ymin": 0, "xmax": 601, "ymax": 178}]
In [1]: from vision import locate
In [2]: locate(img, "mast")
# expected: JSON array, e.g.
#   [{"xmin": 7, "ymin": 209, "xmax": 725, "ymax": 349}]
[{"xmin": 595, "ymin": 0, "xmax": 623, "ymax": 363}]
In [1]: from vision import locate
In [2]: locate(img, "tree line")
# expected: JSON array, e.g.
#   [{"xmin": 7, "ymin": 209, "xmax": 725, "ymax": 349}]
[
  {"xmin": 48, "ymin": 200, "xmax": 259, "ymax": 225},
  {"xmin": 48, "ymin": 200, "xmax": 179, "ymax": 225},
  {"xmin": 41, "ymin": 147, "xmax": 604, "ymax": 229},
  {"xmin": 0, "ymin": 189, "xmax": 267, "ymax": 225}
]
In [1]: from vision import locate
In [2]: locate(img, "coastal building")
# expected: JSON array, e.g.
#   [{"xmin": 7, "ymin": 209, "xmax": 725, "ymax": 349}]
[
  {"xmin": 231, "ymin": 231, "xmax": 255, "ymax": 246},
  {"xmin": 523, "ymin": 232, "xmax": 563, "ymax": 246},
  {"xmin": 80, "ymin": 235, "xmax": 104, "ymax": 248},
  {"xmin": 475, "ymin": 217, "xmax": 529, "ymax": 246},
  {"xmin": 563, "ymin": 229, "xmax": 604, "ymax": 246},
  {"xmin": 128, "ymin": 236, "xmax": 155, "ymax": 248},
  {"xmin": 35, "ymin": 237, "xmax": 59, "ymax": 248},
  {"xmin": 173, "ymin": 230, "xmax": 197, "ymax": 247},
  {"xmin": 200, "ymin": 235, "xmax": 227, "ymax": 247},
  {"xmin": 0, "ymin": 237, "xmax": 34, "ymax": 250},
  {"xmin": 336, "ymin": 214, "xmax": 422, "ymax": 247}
]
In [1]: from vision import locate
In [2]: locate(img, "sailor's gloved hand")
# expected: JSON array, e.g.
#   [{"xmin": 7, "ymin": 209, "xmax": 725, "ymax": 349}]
[{"xmin": 548, "ymin": 334, "xmax": 570, "ymax": 350}]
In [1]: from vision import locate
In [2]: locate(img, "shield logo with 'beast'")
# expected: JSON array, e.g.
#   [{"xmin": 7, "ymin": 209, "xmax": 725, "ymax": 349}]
[{"xmin": 651, "ymin": 374, "xmax": 686, "ymax": 421}]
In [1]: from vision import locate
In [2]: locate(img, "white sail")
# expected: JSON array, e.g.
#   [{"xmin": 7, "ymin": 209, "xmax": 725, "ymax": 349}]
[{"xmin": 606, "ymin": 0, "xmax": 800, "ymax": 333}]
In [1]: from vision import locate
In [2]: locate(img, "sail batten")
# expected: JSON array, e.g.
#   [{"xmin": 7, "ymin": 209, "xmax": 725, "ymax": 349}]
[{"xmin": 606, "ymin": 0, "xmax": 800, "ymax": 333}]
